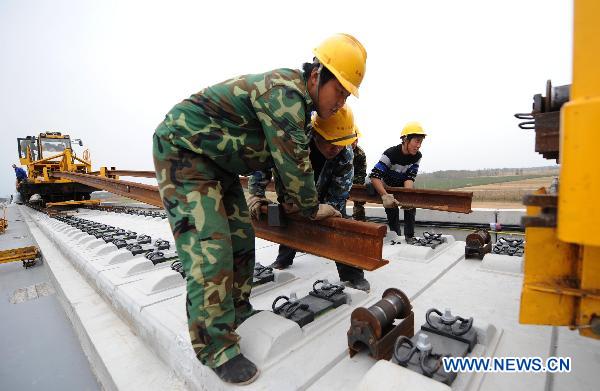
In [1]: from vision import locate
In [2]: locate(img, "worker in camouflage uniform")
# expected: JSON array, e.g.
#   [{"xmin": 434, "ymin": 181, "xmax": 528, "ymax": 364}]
[
  {"xmin": 153, "ymin": 34, "xmax": 367, "ymax": 385},
  {"xmin": 248, "ymin": 105, "xmax": 370, "ymax": 292},
  {"xmin": 351, "ymin": 135, "xmax": 367, "ymax": 221}
]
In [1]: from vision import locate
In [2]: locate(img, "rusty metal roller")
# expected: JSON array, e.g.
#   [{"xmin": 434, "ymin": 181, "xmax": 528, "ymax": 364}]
[
  {"xmin": 465, "ymin": 229, "xmax": 491, "ymax": 248},
  {"xmin": 351, "ymin": 288, "xmax": 412, "ymax": 339}
]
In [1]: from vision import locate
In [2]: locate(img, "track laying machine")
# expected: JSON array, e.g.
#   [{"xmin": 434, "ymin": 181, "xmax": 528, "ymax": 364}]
[{"xmin": 16, "ymin": 131, "xmax": 96, "ymax": 203}]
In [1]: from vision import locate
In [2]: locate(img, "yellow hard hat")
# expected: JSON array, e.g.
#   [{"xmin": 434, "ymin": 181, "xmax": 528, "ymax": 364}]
[
  {"xmin": 313, "ymin": 33, "xmax": 367, "ymax": 98},
  {"xmin": 401, "ymin": 121, "xmax": 427, "ymax": 138},
  {"xmin": 312, "ymin": 105, "xmax": 358, "ymax": 146}
]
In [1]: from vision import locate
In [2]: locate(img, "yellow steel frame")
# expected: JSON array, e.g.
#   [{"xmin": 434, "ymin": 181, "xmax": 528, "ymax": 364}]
[
  {"xmin": 0, "ymin": 246, "xmax": 39, "ymax": 265},
  {"xmin": 25, "ymin": 148, "xmax": 92, "ymax": 184},
  {"xmin": 0, "ymin": 207, "xmax": 7, "ymax": 234},
  {"xmin": 520, "ymin": 0, "xmax": 600, "ymax": 339}
]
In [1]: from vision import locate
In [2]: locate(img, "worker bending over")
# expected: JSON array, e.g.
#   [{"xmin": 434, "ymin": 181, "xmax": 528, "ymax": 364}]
[
  {"xmin": 12, "ymin": 164, "xmax": 27, "ymax": 190},
  {"xmin": 351, "ymin": 134, "xmax": 367, "ymax": 221},
  {"xmin": 248, "ymin": 105, "xmax": 370, "ymax": 292},
  {"xmin": 153, "ymin": 34, "xmax": 367, "ymax": 385}
]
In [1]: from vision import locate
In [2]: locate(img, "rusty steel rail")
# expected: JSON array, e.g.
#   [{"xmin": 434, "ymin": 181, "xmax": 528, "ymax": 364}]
[
  {"xmin": 105, "ymin": 171, "xmax": 472, "ymax": 213},
  {"xmin": 350, "ymin": 184, "xmax": 472, "ymax": 213},
  {"xmin": 51, "ymin": 172, "xmax": 163, "ymax": 207},
  {"xmin": 239, "ymin": 176, "xmax": 471, "ymax": 213},
  {"xmin": 51, "ymin": 171, "xmax": 389, "ymax": 270},
  {"xmin": 108, "ymin": 170, "xmax": 157, "ymax": 178},
  {"xmin": 254, "ymin": 206, "xmax": 388, "ymax": 271}
]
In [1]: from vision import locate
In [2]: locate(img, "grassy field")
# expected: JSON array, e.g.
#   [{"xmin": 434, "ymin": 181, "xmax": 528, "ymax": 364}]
[
  {"xmin": 90, "ymin": 173, "xmax": 557, "ymax": 209},
  {"xmin": 452, "ymin": 176, "xmax": 555, "ymax": 203},
  {"xmin": 414, "ymin": 174, "xmax": 554, "ymax": 190}
]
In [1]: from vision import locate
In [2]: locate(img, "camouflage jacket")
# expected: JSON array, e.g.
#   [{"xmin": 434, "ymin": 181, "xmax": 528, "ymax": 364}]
[
  {"xmin": 154, "ymin": 68, "xmax": 319, "ymax": 217},
  {"xmin": 249, "ymin": 138, "xmax": 354, "ymax": 213},
  {"xmin": 352, "ymin": 145, "xmax": 367, "ymax": 185}
]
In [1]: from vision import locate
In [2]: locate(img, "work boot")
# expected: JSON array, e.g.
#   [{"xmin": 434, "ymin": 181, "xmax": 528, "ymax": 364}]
[
  {"xmin": 346, "ymin": 278, "xmax": 371, "ymax": 292},
  {"xmin": 405, "ymin": 237, "xmax": 419, "ymax": 245},
  {"xmin": 269, "ymin": 259, "xmax": 292, "ymax": 270},
  {"xmin": 213, "ymin": 354, "xmax": 259, "ymax": 385}
]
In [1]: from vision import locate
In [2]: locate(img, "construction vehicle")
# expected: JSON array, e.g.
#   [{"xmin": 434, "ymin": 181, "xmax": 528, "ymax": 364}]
[
  {"xmin": 517, "ymin": 0, "xmax": 600, "ymax": 340},
  {"xmin": 0, "ymin": 206, "xmax": 7, "ymax": 234},
  {"xmin": 16, "ymin": 131, "xmax": 96, "ymax": 203},
  {"xmin": 0, "ymin": 246, "xmax": 39, "ymax": 268}
]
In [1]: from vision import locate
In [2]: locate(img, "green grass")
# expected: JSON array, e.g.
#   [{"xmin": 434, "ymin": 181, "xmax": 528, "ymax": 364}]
[{"xmin": 414, "ymin": 174, "xmax": 551, "ymax": 190}]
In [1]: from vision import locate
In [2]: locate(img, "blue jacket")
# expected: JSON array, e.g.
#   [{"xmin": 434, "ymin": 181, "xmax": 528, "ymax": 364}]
[
  {"xmin": 249, "ymin": 139, "xmax": 354, "ymax": 213},
  {"xmin": 14, "ymin": 167, "xmax": 27, "ymax": 180}
]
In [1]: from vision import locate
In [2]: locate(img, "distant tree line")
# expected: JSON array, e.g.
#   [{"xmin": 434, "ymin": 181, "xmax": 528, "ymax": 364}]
[{"xmin": 419, "ymin": 166, "xmax": 558, "ymax": 180}]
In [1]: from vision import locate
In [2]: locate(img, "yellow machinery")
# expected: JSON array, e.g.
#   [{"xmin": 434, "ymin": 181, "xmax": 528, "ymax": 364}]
[
  {"xmin": 520, "ymin": 0, "xmax": 600, "ymax": 339},
  {"xmin": 0, "ymin": 246, "xmax": 39, "ymax": 268},
  {"xmin": 16, "ymin": 131, "xmax": 97, "ymax": 203},
  {"xmin": 0, "ymin": 207, "xmax": 7, "ymax": 234}
]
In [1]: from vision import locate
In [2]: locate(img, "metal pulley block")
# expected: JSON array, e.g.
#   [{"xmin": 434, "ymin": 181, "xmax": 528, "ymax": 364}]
[
  {"xmin": 272, "ymin": 294, "xmax": 314, "ymax": 327},
  {"xmin": 348, "ymin": 288, "xmax": 414, "ymax": 360},
  {"xmin": 252, "ymin": 263, "xmax": 274, "ymax": 285},
  {"xmin": 465, "ymin": 229, "xmax": 492, "ymax": 259},
  {"xmin": 422, "ymin": 308, "xmax": 477, "ymax": 350},
  {"xmin": 514, "ymin": 80, "xmax": 569, "ymax": 161},
  {"xmin": 309, "ymin": 279, "xmax": 346, "ymax": 306}
]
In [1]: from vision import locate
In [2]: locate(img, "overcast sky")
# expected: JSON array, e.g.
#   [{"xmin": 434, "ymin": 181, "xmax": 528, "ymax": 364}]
[{"xmin": 0, "ymin": 0, "xmax": 572, "ymax": 197}]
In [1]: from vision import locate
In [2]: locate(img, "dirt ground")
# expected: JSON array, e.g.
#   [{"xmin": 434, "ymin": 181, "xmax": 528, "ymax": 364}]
[{"xmin": 451, "ymin": 176, "xmax": 555, "ymax": 191}]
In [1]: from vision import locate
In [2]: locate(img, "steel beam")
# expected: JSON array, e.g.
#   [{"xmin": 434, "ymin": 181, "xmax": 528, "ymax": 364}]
[
  {"xmin": 52, "ymin": 171, "xmax": 389, "ymax": 270},
  {"xmin": 254, "ymin": 206, "xmax": 388, "ymax": 271},
  {"xmin": 103, "ymin": 171, "xmax": 472, "ymax": 213},
  {"xmin": 350, "ymin": 184, "xmax": 472, "ymax": 213},
  {"xmin": 239, "ymin": 176, "xmax": 472, "ymax": 213},
  {"xmin": 108, "ymin": 170, "xmax": 157, "ymax": 178},
  {"xmin": 51, "ymin": 172, "xmax": 163, "ymax": 207}
]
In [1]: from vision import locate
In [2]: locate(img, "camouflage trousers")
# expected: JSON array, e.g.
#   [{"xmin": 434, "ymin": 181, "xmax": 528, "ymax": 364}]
[
  {"xmin": 352, "ymin": 201, "xmax": 366, "ymax": 221},
  {"xmin": 153, "ymin": 133, "xmax": 255, "ymax": 368}
]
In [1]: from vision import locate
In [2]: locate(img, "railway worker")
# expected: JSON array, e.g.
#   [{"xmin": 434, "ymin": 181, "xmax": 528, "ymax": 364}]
[
  {"xmin": 12, "ymin": 164, "xmax": 27, "ymax": 190},
  {"xmin": 368, "ymin": 122, "xmax": 426, "ymax": 244},
  {"xmin": 152, "ymin": 34, "xmax": 367, "ymax": 385},
  {"xmin": 351, "ymin": 132, "xmax": 367, "ymax": 221},
  {"xmin": 248, "ymin": 105, "xmax": 370, "ymax": 292}
]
